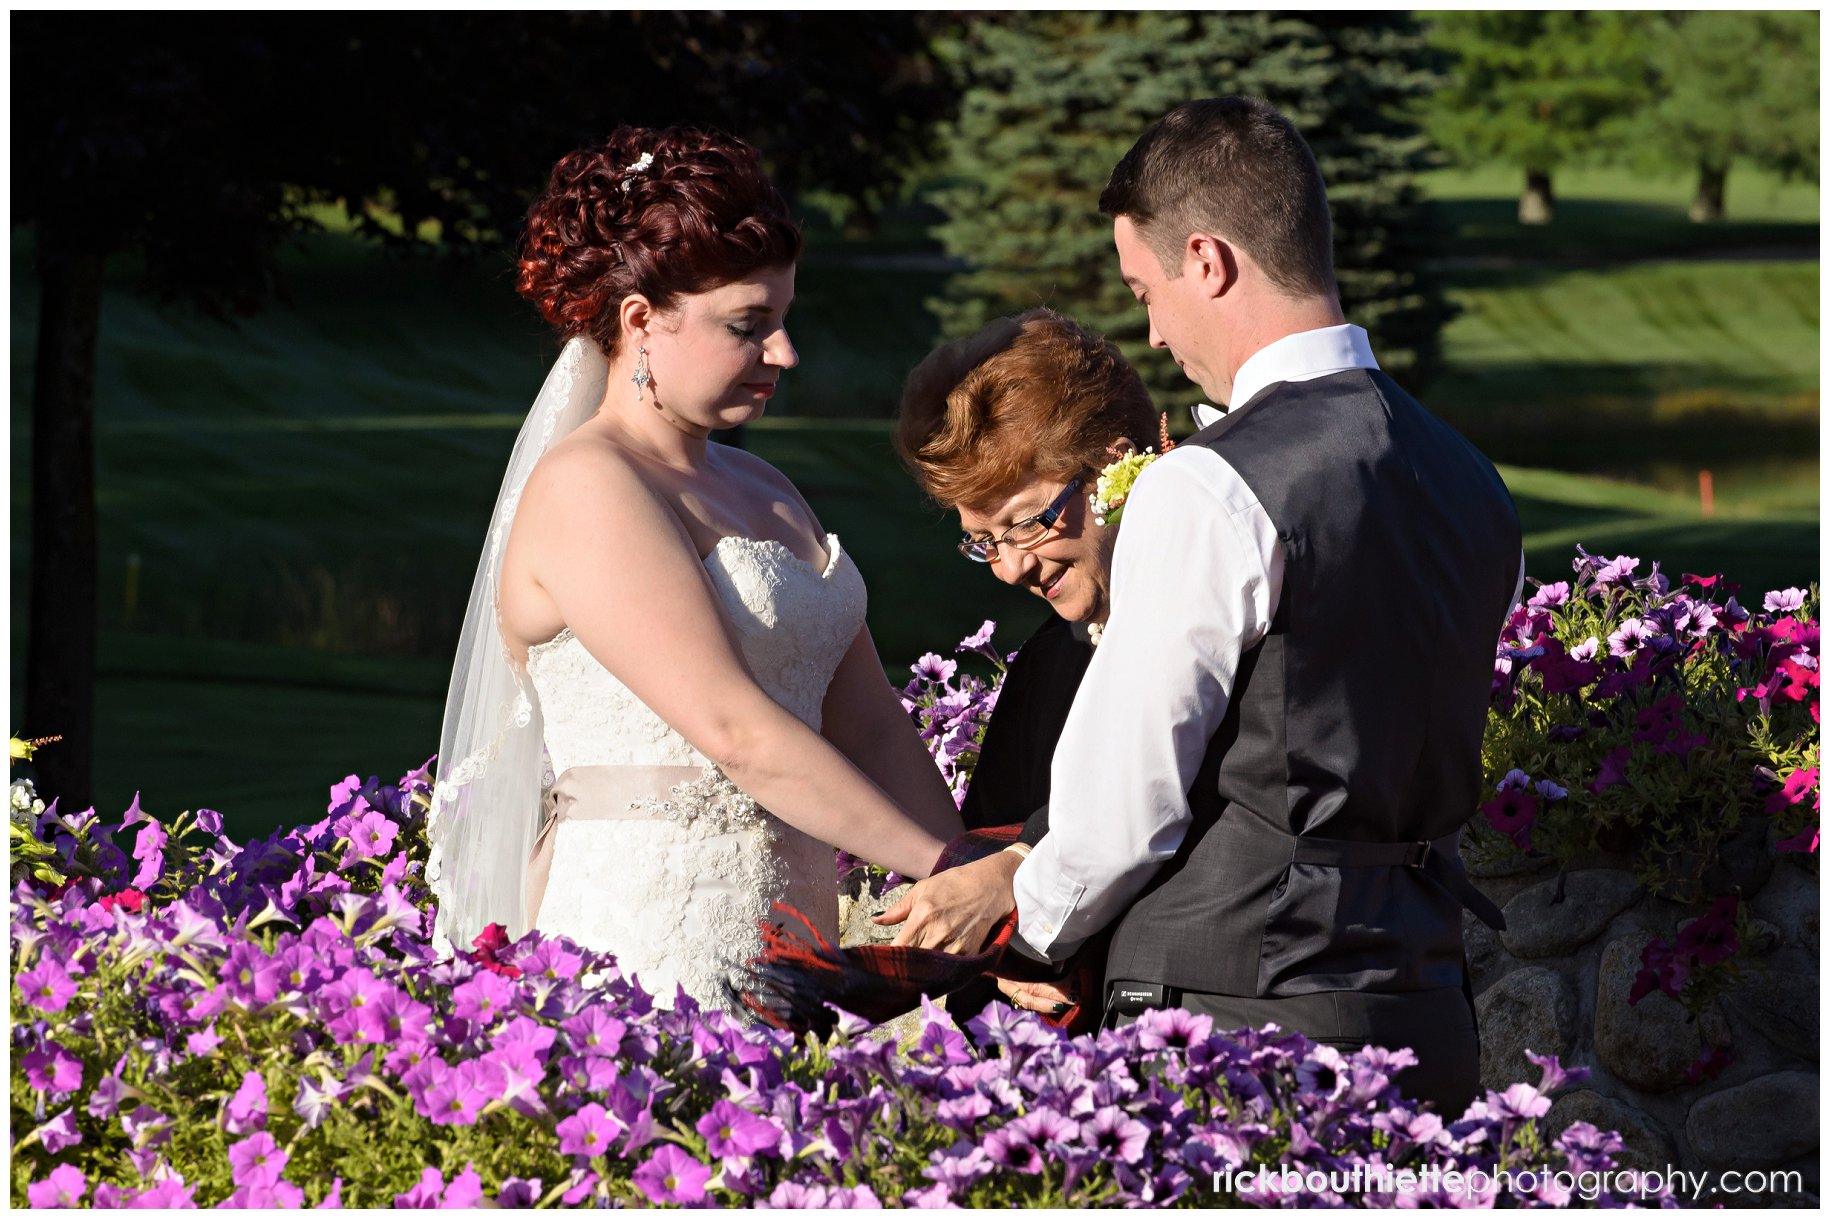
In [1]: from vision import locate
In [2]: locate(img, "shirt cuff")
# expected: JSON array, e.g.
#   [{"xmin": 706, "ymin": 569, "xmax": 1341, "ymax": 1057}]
[{"xmin": 1010, "ymin": 849, "xmax": 1087, "ymax": 962}]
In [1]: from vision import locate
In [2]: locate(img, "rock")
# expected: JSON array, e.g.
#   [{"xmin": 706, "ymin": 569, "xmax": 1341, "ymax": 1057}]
[
  {"xmin": 1542, "ymin": 1089, "xmax": 1676, "ymax": 1174},
  {"xmin": 1699, "ymin": 1005, "xmax": 1733, "ymax": 1049},
  {"xmin": 1686, "ymin": 1070, "xmax": 1820, "ymax": 1171},
  {"xmin": 1594, "ymin": 933, "xmax": 1700, "ymax": 1093},
  {"xmin": 1474, "ymin": 965, "xmax": 1575, "ymax": 1092},
  {"xmin": 839, "ymin": 882, "xmax": 912, "ymax": 949},
  {"xmin": 1499, "ymin": 870, "xmax": 1640, "ymax": 959},
  {"xmin": 1463, "ymin": 910, "xmax": 1504, "ymax": 991},
  {"xmin": 1726, "ymin": 949, "xmax": 1820, "ymax": 1060},
  {"xmin": 1755, "ymin": 866, "xmax": 1820, "ymax": 957}
]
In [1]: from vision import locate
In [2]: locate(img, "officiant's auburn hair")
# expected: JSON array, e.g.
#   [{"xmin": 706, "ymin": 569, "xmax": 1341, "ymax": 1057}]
[
  {"xmin": 895, "ymin": 309, "xmax": 1158, "ymax": 511},
  {"xmin": 516, "ymin": 126, "xmax": 802, "ymax": 358},
  {"xmin": 1100, "ymin": 97, "xmax": 1336, "ymax": 300}
]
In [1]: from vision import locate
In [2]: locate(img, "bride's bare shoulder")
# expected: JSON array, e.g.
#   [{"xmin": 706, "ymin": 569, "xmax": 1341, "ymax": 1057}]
[{"xmin": 523, "ymin": 429, "xmax": 655, "ymax": 510}]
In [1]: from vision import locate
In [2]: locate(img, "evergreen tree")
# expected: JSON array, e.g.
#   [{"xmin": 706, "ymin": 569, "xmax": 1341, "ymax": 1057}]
[
  {"xmin": 1631, "ymin": 11, "xmax": 1819, "ymax": 222},
  {"xmin": 1424, "ymin": 11, "xmax": 1649, "ymax": 224},
  {"xmin": 927, "ymin": 11, "xmax": 1453, "ymax": 410}
]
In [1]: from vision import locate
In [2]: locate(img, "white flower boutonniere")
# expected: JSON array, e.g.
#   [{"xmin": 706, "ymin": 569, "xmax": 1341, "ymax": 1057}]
[{"xmin": 1088, "ymin": 449, "xmax": 1161, "ymax": 527}]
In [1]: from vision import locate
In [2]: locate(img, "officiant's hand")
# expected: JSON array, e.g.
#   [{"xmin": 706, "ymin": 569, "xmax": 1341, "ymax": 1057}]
[{"xmin": 875, "ymin": 851, "xmax": 1023, "ymax": 954}]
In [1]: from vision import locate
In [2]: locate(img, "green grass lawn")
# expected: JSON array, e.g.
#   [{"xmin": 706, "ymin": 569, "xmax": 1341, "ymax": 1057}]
[
  {"xmin": 10, "ymin": 159, "xmax": 1820, "ymax": 839},
  {"xmin": 1422, "ymin": 164, "xmax": 1819, "ymax": 262}
]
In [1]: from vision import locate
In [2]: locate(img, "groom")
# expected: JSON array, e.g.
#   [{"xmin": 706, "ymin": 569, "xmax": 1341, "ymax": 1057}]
[{"xmin": 889, "ymin": 97, "xmax": 1521, "ymax": 1113}]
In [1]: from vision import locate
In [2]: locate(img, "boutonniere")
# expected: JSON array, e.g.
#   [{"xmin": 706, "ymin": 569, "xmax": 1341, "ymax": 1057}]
[
  {"xmin": 1089, "ymin": 449, "xmax": 1161, "ymax": 527},
  {"xmin": 1088, "ymin": 417, "xmax": 1177, "ymax": 528}
]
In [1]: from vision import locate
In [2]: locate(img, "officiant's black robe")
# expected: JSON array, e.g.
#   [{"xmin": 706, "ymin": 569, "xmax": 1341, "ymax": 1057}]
[{"xmin": 950, "ymin": 613, "xmax": 1096, "ymax": 1026}]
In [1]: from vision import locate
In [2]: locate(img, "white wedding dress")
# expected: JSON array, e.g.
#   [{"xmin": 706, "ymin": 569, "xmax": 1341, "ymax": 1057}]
[{"xmin": 520, "ymin": 533, "xmax": 862, "ymax": 1013}]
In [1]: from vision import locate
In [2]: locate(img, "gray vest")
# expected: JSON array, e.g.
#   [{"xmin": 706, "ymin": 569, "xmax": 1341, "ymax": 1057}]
[{"xmin": 1104, "ymin": 369, "xmax": 1520, "ymax": 998}]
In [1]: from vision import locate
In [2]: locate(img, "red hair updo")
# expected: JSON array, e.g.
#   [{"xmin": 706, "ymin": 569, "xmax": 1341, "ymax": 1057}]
[{"xmin": 516, "ymin": 126, "xmax": 803, "ymax": 357}]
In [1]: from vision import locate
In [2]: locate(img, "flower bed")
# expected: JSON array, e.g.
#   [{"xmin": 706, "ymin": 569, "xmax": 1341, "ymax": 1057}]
[{"xmin": 17, "ymin": 549, "xmax": 1797, "ymax": 1209}]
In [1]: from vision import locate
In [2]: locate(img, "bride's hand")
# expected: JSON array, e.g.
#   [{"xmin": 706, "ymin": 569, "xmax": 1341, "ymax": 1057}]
[{"xmin": 874, "ymin": 851, "xmax": 1023, "ymax": 954}]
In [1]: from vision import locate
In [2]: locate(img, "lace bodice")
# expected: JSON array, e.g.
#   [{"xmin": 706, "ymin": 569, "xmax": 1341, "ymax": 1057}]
[
  {"xmin": 526, "ymin": 534, "xmax": 866, "ymax": 773},
  {"xmin": 522, "ymin": 534, "xmax": 865, "ymax": 1013}
]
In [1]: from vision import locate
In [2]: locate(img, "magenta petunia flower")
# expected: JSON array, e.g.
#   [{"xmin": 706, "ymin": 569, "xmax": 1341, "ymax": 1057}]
[
  {"xmin": 1675, "ymin": 896, "xmax": 1740, "ymax": 967},
  {"xmin": 556, "ymin": 1102, "xmax": 623, "ymax": 1158},
  {"xmin": 443, "ymin": 1165, "xmax": 484, "ymax": 1209},
  {"xmin": 22, "ymin": 1041, "xmax": 83, "ymax": 1093},
  {"xmin": 223, "ymin": 1070, "xmax": 268, "ymax": 1134},
  {"xmin": 1592, "ymin": 554, "xmax": 1639, "ymax": 586},
  {"xmin": 38, "ymin": 1107, "xmax": 82, "ymax": 1154},
  {"xmin": 18, "ymin": 957, "xmax": 80, "ymax": 1012},
  {"xmin": 1587, "ymin": 746, "xmax": 1633, "ymax": 795},
  {"xmin": 1777, "ymin": 826, "xmax": 1820, "ymax": 853},
  {"xmin": 228, "ymin": 1131, "xmax": 289, "ymax": 1189},
  {"xmin": 185, "ymin": 1023, "xmax": 224, "ymax": 1057},
  {"xmin": 1480, "ymin": 788, "xmax": 1538, "ymax": 851},
  {"xmin": 521, "ymin": 940, "xmax": 584, "ymax": 981},
  {"xmin": 1488, "ymin": 1082, "xmax": 1552, "ymax": 1120},
  {"xmin": 696, "ymin": 1099, "xmax": 780, "ymax": 1158},
  {"xmin": 633, "ymin": 1144, "xmax": 711, "ymax": 1205},
  {"xmin": 27, "ymin": 1164, "xmax": 89, "ymax": 1209}
]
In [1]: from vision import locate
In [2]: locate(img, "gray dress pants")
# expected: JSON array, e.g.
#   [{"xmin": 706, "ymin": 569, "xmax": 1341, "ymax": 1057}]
[{"xmin": 1106, "ymin": 984, "xmax": 1479, "ymax": 1117}]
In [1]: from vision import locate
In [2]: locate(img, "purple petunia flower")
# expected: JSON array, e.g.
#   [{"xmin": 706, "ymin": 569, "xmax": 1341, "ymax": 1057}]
[
  {"xmin": 1134, "ymin": 1005, "xmax": 1212, "ymax": 1051},
  {"xmin": 224, "ymin": 1070, "xmax": 268, "ymax": 1134},
  {"xmin": 451, "ymin": 969, "xmax": 516, "ymax": 1026},
  {"xmin": 228, "ymin": 1131, "xmax": 288, "ymax": 1189},
  {"xmin": 442, "ymin": 1165, "xmax": 484, "ymax": 1209},
  {"xmin": 423, "ymin": 1063, "xmax": 493, "ymax": 1127},
  {"xmin": 294, "ymin": 1074, "xmax": 347, "ymax": 1131},
  {"xmin": 1764, "ymin": 587, "xmax": 1807, "ymax": 613},
  {"xmin": 1488, "ymin": 1082, "xmax": 1552, "ymax": 1120},
  {"xmin": 28, "ymin": 1164, "xmax": 89, "ymax": 1209},
  {"xmin": 1592, "ymin": 553, "xmax": 1639, "ymax": 586},
  {"xmin": 22, "ymin": 1041, "xmax": 83, "ymax": 1093},
  {"xmin": 633, "ymin": 1145, "xmax": 711, "ymax": 1206},
  {"xmin": 764, "ymin": 1181, "xmax": 831, "ymax": 1207},
  {"xmin": 334, "ymin": 809, "xmax": 399, "ymax": 861},
  {"xmin": 1607, "ymin": 617, "xmax": 1659, "ymax": 658},
  {"xmin": 18, "ymin": 957, "xmax": 80, "ymax": 1012},
  {"xmin": 958, "ymin": 619, "xmax": 997, "ymax": 651},
  {"xmin": 1533, "ymin": 778, "xmax": 1568, "ymax": 801},
  {"xmin": 912, "ymin": 652, "xmax": 958, "ymax": 684},
  {"xmin": 1587, "ymin": 745, "xmax": 1634, "ymax": 795},
  {"xmin": 1084, "ymin": 1106, "xmax": 1150, "ymax": 1164},
  {"xmin": 1526, "ymin": 581, "xmax": 1570, "ymax": 610},
  {"xmin": 394, "ymin": 1167, "xmax": 450, "ymax": 1208},
  {"xmin": 697, "ymin": 1099, "xmax": 780, "ymax": 1158},
  {"xmin": 556, "ymin": 1102, "xmax": 622, "ymax": 1158},
  {"xmin": 495, "ymin": 1177, "xmax": 543, "ymax": 1208},
  {"xmin": 38, "ymin": 1107, "xmax": 83, "ymax": 1154}
]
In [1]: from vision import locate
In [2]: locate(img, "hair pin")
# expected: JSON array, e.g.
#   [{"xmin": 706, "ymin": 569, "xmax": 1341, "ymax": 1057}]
[{"xmin": 619, "ymin": 151, "xmax": 656, "ymax": 194}]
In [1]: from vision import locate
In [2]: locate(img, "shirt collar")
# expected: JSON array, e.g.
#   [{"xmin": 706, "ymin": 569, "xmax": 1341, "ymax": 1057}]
[{"xmin": 1189, "ymin": 324, "xmax": 1379, "ymax": 430}]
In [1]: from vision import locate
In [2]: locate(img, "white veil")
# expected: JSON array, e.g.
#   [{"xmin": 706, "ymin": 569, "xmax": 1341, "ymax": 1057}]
[{"xmin": 428, "ymin": 335, "xmax": 609, "ymax": 954}]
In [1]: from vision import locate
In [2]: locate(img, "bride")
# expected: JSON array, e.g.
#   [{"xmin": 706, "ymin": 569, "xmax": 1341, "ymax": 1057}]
[{"xmin": 429, "ymin": 126, "xmax": 962, "ymax": 1010}]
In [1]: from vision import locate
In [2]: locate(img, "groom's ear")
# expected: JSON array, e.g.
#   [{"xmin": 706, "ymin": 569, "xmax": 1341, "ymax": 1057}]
[{"xmin": 1185, "ymin": 233, "xmax": 1237, "ymax": 300}]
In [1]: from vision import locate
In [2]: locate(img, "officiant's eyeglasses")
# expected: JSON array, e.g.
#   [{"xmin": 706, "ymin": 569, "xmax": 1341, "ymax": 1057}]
[{"xmin": 957, "ymin": 476, "xmax": 1084, "ymax": 563}]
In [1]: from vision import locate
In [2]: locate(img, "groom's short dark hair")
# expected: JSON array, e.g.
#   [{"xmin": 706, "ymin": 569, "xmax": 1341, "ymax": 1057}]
[{"xmin": 1100, "ymin": 97, "xmax": 1336, "ymax": 299}]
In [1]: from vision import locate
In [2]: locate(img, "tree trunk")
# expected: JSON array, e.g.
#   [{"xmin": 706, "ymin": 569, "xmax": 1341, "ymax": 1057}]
[
  {"xmin": 1518, "ymin": 168, "xmax": 1555, "ymax": 225},
  {"xmin": 1689, "ymin": 163, "xmax": 1727, "ymax": 223},
  {"xmin": 25, "ymin": 227, "xmax": 104, "ymax": 812}
]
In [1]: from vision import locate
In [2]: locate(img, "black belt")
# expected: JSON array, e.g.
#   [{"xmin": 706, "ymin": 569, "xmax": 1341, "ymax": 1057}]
[{"xmin": 1290, "ymin": 832, "xmax": 1507, "ymax": 931}]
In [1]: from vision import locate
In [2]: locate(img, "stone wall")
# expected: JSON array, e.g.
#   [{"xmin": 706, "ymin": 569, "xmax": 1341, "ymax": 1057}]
[{"xmin": 1468, "ymin": 835, "xmax": 1820, "ymax": 1207}]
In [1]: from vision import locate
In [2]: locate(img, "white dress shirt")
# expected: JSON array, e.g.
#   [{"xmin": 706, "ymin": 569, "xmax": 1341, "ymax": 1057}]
[{"xmin": 1010, "ymin": 324, "xmax": 1522, "ymax": 961}]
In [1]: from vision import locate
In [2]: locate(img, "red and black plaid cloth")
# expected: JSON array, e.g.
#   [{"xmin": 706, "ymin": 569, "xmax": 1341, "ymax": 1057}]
[{"xmin": 727, "ymin": 826, "xmax": 1100, "ymax": 1037}]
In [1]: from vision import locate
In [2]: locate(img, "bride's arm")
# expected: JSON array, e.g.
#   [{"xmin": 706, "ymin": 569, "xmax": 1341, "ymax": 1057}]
[
  {"xmin": 819, "ymin": 626, "xmax": 965, "ymax": 847},
  {"xmin": 515, "ymin": 446, "xmax": 950, "ymax": 880}
]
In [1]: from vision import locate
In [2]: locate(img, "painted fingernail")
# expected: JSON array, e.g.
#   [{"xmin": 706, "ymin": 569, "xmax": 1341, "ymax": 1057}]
[{"xmin": 1051, "ymin": 1002, "xmax": 1069, "ymax": 1016}]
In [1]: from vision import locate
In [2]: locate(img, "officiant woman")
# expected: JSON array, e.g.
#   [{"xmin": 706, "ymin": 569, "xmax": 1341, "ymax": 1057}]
[{"xmin": 890, "ymin": 307, "xmax": 1160, "ymax": 1027}]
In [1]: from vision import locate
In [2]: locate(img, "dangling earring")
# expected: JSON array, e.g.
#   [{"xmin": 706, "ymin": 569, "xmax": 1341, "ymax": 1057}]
[{"xmin": 631, "ymin": 344, "xmax": 651, "ymax": 402}]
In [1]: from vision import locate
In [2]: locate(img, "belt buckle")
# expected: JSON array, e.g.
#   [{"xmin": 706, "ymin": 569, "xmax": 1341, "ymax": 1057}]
[{"xmin": 1406, "ymin": 841, "xmax": 1432, "ymax": 868}]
